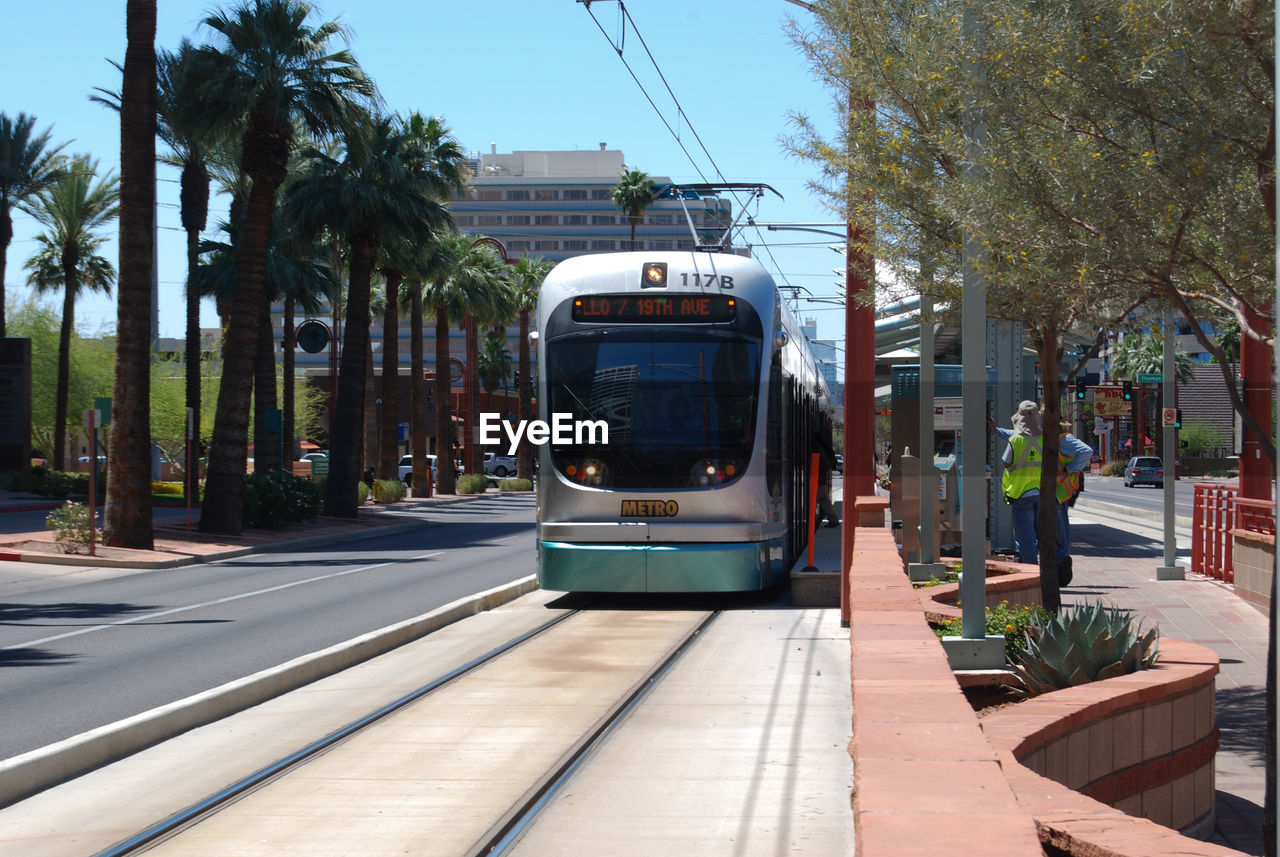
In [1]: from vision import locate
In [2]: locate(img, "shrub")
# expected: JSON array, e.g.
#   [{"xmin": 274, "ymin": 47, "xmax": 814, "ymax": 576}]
[
  {"xmin": 358, "ymin": 480, "xmax": 372, "ymax": 505},
  {"xmin": 1100, "ymin": 461, "xmax": 1126, "ymax": 477},
  {"xmin": 373, "ymin": 479, "xmax": 406, "ymax": 503},
  {"xmin": 456, "ymin": 473, "xmax": 490, "ymax": 494},
  {"xmin": 243, "ymin": 470, "xmax": 322, "ymax": 529},
  {"xmin": 46, "ymin": 501, "xmax": 95, "ymax": 554},
  {"xmin": 152, "ymin": 481, "xmax": 184, "ymax": 496},
  {"xmin": 934, "ymin": 600, "xmax": 1051, "ymax": 661},
  {"xmin": 1011, "ymin": 601, "xmax": 1159, "ymax": 697},
  {"xmin": 498, "ymin": 477, "xmax": 533, "ymax": 491}
]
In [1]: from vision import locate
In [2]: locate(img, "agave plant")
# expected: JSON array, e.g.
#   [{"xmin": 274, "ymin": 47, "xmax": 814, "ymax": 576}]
[{"xmin": 1011, "ymin": 602, "xmax": 1159, "ymax": 697}]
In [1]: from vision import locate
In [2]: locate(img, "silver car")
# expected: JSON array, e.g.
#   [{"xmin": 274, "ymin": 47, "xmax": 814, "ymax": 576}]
[{"xmin": 1123, "ymin": 456, "xmax": 1164, "ymax": 488}]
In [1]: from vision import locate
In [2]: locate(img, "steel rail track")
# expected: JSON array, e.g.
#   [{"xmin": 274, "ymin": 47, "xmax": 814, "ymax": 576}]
[
  {"xmin": 465, "ymin": 609, "xmax": 721, "ymax": 857},
  {"xmin": 93, "ymin": 609, "xmax": 580, "ymax": 857}
]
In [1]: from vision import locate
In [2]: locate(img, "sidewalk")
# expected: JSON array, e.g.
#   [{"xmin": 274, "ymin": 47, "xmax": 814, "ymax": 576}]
[
  {"xmin": 1068, "ymin": 506, "xmax": 1269, "ymax": 855},
  {"xmin": 0, "ymin": 488, "xmax": 489, "ymax": 569}
]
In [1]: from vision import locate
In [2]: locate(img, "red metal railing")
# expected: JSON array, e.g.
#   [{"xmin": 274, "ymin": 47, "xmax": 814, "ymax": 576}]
[{"xmin": 1191, "ymin": 484, "xmax": 1276, "ymax": 582}]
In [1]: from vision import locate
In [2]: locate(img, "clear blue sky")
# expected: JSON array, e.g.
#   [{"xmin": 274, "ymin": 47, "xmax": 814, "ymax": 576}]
[{"xmin": 5, "ymin": 0, "xmax": 847, "ymax": 345}]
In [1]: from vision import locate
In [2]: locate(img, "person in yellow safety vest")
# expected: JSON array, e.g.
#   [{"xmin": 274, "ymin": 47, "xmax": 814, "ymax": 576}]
[
  {"xmin": 998, "ymin": 402, "xmax": 1094, "ymax": 584},
  {"xmin": 1000, "ymin": 401, "xmax": 1045, "ymax": 566}
]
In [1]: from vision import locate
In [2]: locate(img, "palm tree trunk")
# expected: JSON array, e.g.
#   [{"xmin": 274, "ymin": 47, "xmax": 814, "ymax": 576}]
[
  {"xmin": 53, "ymin": 269, "xmax": 74, "ymax": 472},
  {"xmin": 465, "ymin": 313, "xmax": 481, "ymax": 475},
  {"xmin": 434, "ymin": 311, "xmax": 455, "ymax": 494},
  {"xmin": 325, "ymin": 241, "xmax": 374, "ymax": 518},
  {"xmin": 363, "ymin": 332, "xmax": 377, "ymax": 480},
  {"xmin": 181, "ymin": 157, "xmax": 208, "ymax": 502},
  {"xmin": 517, "ymin": 307, "xmax": 533, "ymax": 481},
  {"xmin": 253, "ymin": 296, "xmax": 279, "ymax": 473},
  {"xmin": 200, "ymin": 174, "xmax": 276, "ymax": 534},
  {"xmin": 379, "ymin": 270, "xmax": 401, "ymax": 480},
  {"xmin": 409, "ymin": 280, "xmax": 430, "ymax": 496},
  {"xmin": 282, "ymin": 295, "xmax": 296, "ymax": 466},
  {"xmin": 0, "ymin": 208, "xmax": 11, "ymax": 338},
  {"xmin": 105, "ymin": 0, "xmax": 156, "ymax": 548},
  {"xmin": 183, "ymin": 213, "xmax": 202, "ymax": 500}
]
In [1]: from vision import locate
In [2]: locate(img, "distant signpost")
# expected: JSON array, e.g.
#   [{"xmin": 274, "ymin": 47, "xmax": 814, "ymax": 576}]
[
  {"xmin": 311, "ymin": 458, "xmax": 329, "ymax": 476},
  {"xmin": 1137, "ymin": 373, "xmax": 1163, "ymax": 383}
]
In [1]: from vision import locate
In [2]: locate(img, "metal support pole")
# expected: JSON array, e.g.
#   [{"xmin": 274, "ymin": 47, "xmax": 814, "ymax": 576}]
[
  {"xmin": 908, "ymin": 296, "xmax": 943, "ymax": 581},
  {"xmin": 1157, "ymin": 305, "xmax": 1183, "ymax": 579},
  {"xmin": 943, "ymin": 5, "xmax": 1003, "ymax": 669}
]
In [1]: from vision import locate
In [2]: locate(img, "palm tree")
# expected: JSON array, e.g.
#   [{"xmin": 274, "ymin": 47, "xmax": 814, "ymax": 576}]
[
  {"xmin": 0, "ymin": 113, "xmax": 67, "ymax": 338},
  {"xmin": 421, "ymin": 233, "xmax": 503, "ymax": 494},
  {"xmin": 282, "ymin": 116, "xmax": 453, "ymax": 518},
  {"xmin": 478, "ymin": 331, "xmax": 512, "ymax": 416},
  {"xmin": 103, "ymin": 0, "xmax": 158, "ymax": 549},
  {"xmin": 461, "ymin": 244, "xmax": 514, "ymax": 475},
  {"xmin": 611, "ymin": 167, "xmax": 657, "ymax": 251},
  {"xmin": 395, "ymin": 113, "xmax": 469, "ymax": 490},
  {"xmin": 162, "ymin": 41, "xmax": 220, "ymax": 499},
  {"xmin": 187, "ymin": 0, "xmax": 375, "ymax": 534},
  {"xmin": 24, "ymin": 233, "xmax": 114, "ymax": 468},
  {"xmin": 89, "ymin": 41, "xmax": 219, "ymax": 503},
  {"xmin": 510, "ymin": 255, "xmax": 552, "ymax": 480},
  {"xmin": 1109, "ymin": 330, "xmax": 1195, "ymax": 457},
  {"xmin": 23, "ymin": 156, "xmax": 119, "ymax": 472}
]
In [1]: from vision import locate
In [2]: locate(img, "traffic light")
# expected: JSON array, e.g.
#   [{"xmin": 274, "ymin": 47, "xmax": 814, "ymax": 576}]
[
  {"xmin": 1122, "ymin": 380, "xmax": 1133, "ymax": 401},
  {"xmin": 1175, "ymin": 409, "xmax": 1182, "ymax": 429},
  {"xmin": 1075, "ymin": 378, "xmax": 1087, "ymax": 401}
]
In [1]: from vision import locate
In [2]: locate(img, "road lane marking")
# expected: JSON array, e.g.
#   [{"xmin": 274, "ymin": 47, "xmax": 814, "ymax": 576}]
[{"xmin": 4, "ymin": 551, "xmax": 446, "ymax": 650}]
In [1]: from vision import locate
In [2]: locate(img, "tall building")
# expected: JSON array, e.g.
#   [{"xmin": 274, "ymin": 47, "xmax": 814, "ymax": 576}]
[
  {"xmin": 454, "ymin": 144, "xmax": 734, "ymax": 260},
  {"xmin": 801, "ymin": 317, "xmax": 842, "ymax": 408}
]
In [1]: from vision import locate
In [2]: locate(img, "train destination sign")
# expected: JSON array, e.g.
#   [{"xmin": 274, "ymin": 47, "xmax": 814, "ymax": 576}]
[{"xmin": 572, "ymin": 294, "xmax": 736, "ymax": 323}]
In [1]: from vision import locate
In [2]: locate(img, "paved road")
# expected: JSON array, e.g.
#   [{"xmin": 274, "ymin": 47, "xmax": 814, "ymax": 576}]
[{"xmin": 0, "ymin": 495, "xmax": 537, "ymax": 759}]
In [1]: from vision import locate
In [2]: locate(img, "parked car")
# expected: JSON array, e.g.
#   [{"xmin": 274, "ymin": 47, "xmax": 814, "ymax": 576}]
[
  {"xmin": 1123, "ymin": 455, "xmax": 1164, "ymax": 488},
  {"xmin": 833, "ymin": 453, "xmax": 843, "ymax": 473},
  {"xmin": 300, "ymin": 451, "xmax": 328, "ymax": 462},
  {"xmin": 483, "ymin": 452, "xmax": 519, "ymax": 478},
  {"xmin": 398, "ymin": 455, "xmax": 465, "ymax": 487}
]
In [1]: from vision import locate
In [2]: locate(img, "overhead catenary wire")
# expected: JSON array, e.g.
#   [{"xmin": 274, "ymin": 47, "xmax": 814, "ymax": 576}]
[{"xmin": 577, "ymin": 0, "xmax": 801, "ymax": 296}]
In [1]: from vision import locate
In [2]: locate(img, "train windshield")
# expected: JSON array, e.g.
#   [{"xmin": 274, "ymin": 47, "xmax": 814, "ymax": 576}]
[{"xmin": 546, "ymin": 331, "xmax": 761, "ymax": 489}]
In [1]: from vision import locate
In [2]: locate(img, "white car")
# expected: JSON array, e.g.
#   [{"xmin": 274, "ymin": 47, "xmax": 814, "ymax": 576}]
[
  {"xmin": 398, "ymin": 455, "xmax": 465, "ymax": 487},
  {"xmin": 483, "ymin": 452, "xmax": 519, "ymax": 478}
]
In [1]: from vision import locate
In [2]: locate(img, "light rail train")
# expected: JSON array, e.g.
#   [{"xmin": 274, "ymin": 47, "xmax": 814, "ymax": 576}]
[{"xmin": 534, "ymin": 251, "xmax": 831, "ymax": 592}]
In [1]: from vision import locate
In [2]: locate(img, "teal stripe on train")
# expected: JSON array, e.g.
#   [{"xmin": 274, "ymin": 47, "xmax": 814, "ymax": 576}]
[{"xmin": 539, "ymin": 539, "xmax": 786, "ymax": 593}]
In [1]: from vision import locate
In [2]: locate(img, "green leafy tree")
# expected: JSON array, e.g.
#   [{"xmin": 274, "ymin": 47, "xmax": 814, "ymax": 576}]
[
  {"xmin": 610, "ymin": 168, "xmax": 657, "ymax": 251},
  {"xmin": 8, "ymin": 295, "xmax": 114, "ymax": 463},
  {"xmin": 0, "ymin": 112, "xmax": 67, "ymax": 338},
  {"xmin": 188, "ymin": 0, "xmax": 375, "ymax": 534},
  {"xmin": 23, "ymin": 155, "xmax": 119, "ymax": 473}
]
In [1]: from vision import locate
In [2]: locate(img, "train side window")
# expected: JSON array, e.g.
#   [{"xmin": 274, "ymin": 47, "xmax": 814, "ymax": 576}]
[{"xmin": 766, "ymin": 352, "xmax": 782, "ymax": 500}]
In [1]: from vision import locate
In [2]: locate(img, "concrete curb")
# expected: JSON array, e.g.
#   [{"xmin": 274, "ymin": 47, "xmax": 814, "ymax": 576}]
[
  {"xmin": 0, "ymin": 519, "xmax": 433, "ymax": 569},
  {"xmin": 1073, "ymin": 496, "xmax": 1193, "ymax": 531},
  {"xmin": 0, "ymin": 574, "xmax": 540, "ymax": 808}
]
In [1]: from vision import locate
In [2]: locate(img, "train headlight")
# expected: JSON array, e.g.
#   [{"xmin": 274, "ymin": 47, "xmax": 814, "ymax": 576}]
[
  {"xmin": 641, "ymin": 261, "xmax": 667, "ymax": 288},
  {"xmin": 689, "ymin": 459, "xmax": 743, "ymax": 486},
  {"xmin": 566, "ymin": 459, "xmax": 607, "ymax": 486}
]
